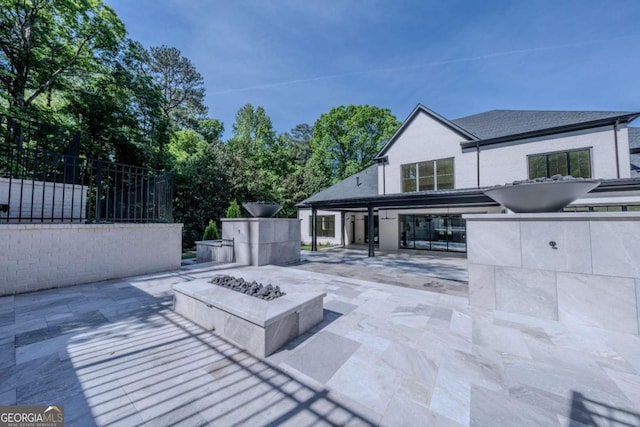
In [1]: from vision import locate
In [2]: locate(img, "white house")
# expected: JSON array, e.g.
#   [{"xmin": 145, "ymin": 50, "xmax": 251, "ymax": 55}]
[{"xmin": 297, "ymin": 105, "xmax": 640, "ymax": 254}]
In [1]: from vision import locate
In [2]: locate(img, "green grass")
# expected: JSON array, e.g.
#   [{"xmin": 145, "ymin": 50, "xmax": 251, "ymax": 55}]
[
  {"xmin": 181, "ymin": 252, "xmax": 196, "ymax": 259},
  {"xmin": 301, "ymin": 245, "xmax": 312, "ymax": 251}
]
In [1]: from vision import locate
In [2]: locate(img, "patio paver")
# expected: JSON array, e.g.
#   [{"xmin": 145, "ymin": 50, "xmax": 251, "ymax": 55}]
[{"xmin": 0, "ymin": 260, "xmax": 638, "ymax": 426}]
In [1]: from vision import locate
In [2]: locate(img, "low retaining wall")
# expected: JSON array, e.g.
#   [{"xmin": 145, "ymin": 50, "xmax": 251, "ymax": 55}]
[
  {"xmin": 465, "ymin": 213, "xmax": 640, "ymax": 335},
  {"xmin": 0, "ymin": 223, "xmax": 183, "ymax": 295}
]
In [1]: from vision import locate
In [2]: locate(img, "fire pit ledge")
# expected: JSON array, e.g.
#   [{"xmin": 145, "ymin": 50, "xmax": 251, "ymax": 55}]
[{"xmin": 173, "ymin": 279, "xmax": 325, "ymax": 357}]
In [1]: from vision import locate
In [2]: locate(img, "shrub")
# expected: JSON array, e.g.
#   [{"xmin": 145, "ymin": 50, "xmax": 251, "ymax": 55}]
[
  {"xmin": 203, "ymin": 220, "xmax": 220, "ymax": 240},
  {"xmin": 225, "ymin": 200, "xmax": 242, "ymax": 218}
]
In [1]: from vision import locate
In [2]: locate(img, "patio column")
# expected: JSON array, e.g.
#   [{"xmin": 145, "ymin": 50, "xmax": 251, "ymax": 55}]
[
  {"xmin": 367, "ymin": 204, "xmax": 375, "ymax": 257},
  {"xmin": 340, "ymin": 211, "xmax": 345, "ymax": 246},
  {"xmin": 311, "ymin": 207, "xmax": 318, "ymax": 251}
]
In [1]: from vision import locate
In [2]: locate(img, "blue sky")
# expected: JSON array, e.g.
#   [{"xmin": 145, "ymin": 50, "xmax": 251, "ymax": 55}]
[{"xmin": 106, "ymin": 0, "xmax": 640, "ymax": 137}]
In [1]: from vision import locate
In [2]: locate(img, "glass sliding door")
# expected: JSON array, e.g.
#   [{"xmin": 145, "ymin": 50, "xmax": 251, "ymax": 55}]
[
  {"xmin": 398, "ymin": 214, "xmax": 466, "ymax": 252},
  {"xmin": 448, "ymin": 216, "xmax": 467, "ymax": 252}
]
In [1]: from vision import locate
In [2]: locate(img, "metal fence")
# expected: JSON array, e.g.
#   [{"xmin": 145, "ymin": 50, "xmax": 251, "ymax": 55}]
[{"xmin": 0, "ymin": 114, "xmax": 173, "ymax": 223}]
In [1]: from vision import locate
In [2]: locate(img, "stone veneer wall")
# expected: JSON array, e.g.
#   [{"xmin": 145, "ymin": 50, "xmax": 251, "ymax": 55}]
[
  {"xmin": 221, "ymin": 218, "xmax": 300, "ymax": 266},
  {"xmin": 0, "ymin": 223, "xmax": 183, "ymax": 295},
  {"xmin": 465, "ymin": 213, "xmax": 640, "ymax": 336}
]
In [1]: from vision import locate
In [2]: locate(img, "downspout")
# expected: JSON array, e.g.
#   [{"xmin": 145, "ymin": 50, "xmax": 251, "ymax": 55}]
[
  {"xmin": 378, "ymin": 156, "xmax": 388, "ymax": 195},
  {"xmin": 613, "ymin": 119, "xmax": 620, "ymax": 178},
  {"xmin": 367, "ymin": 204, "xmax": 375, "ymax": 257},
  {"xmin": 311, "ymin": 207, "xmax": 317, "ymax": 252},
  {"xmin": 476, "ymin": 142, "xmax": 480, "ymax": 187}
]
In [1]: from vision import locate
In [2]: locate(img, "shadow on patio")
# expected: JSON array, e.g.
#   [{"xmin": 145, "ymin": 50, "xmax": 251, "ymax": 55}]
[{"xmin": 0, "ymin": 268, "xmax": 376, "ymax": 426}]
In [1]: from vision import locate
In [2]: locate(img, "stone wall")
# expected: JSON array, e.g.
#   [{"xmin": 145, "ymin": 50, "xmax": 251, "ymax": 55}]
[
  {"xmin": 465, "ymin": 212, "xmax": 640, "ymax": 335},
  {"xmin": 222, "ymin": 218, "xmax": 300, "ymax": 266},
  {"xmin": 0, "ymin": 223, "xmax": 183, "ymax": 295}
]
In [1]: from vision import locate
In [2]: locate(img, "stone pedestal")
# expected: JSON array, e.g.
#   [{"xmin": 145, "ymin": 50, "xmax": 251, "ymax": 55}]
[
  {"xmin": 222, "ymin": 218, "xmax": 301, "ymax": 266},
  {"xmin": 465, "ymin": 212, "xmax": 640, "ymax": 335}
]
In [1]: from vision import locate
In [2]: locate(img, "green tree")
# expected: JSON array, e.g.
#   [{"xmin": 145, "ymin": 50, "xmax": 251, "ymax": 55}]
[
  {"xmin": 64, "ymin": 39, "xmax": 167, "ymax": 165},
  {"xmin": 171, "ymin": 138, "xmax": 232, "ymax": 248},
  {"xmin": 225, "ymin": 104, "xmax": 276, "ymax": 202},
  {"xmin": 225, "ymin": 200, "xmax": 241, "ymax": 218},
  {"xmin": 310, "ymin": 105, "xmax": 401, "ymax": 182},
  {"xmin": 145, "ymin": 45, "xmax": 207, "ymax": 128},
  {"xmin": 202, "ymin": 219, "xmax": 220, "ymax": 240},
  {"xmin": 0, "ymin": 0, "xmax": 125, "ymax": 114},
  {"xmin": 167, "ymin": 129, "xmax": 210, "ymax": 166},
  {"xmin": 196, "ymin": 118, "xmax": 224, "ymax": 144}
]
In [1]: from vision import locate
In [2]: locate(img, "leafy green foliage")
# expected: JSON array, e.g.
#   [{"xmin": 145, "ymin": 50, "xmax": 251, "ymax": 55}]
[
  {"xmin": 0, "ymin": 0, "xmax": 126, "ymax": 114},
  {"xmin": 225, "ymin": 200, "xmax": 242, "ymax": 218},
  {"xmin": 64, "ymin": 39, "xmax": 168, "ymax": 165},
  {"xmin": 145, "ymin": 45, "xmax": 207, "ymax": 128},
  {"xmin": 203, "ymin": 220, "xmax": 220, "ymax": 240},
  {"xmin": 0, "ymin": 2, "xmax": 404, "ymax": 251},
  {"xmin": 310, "ymin": 105, "xmax": 401, "ymax": 182}
]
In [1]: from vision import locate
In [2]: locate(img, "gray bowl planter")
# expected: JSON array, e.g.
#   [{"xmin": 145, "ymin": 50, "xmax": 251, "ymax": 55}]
[
  {"xmin": 242, "ymin": 201, "xmax": 282, "ymax": 218},
  {"xmin": 484, "ymin": 178, "xmax": 601, "ymax": 213}
]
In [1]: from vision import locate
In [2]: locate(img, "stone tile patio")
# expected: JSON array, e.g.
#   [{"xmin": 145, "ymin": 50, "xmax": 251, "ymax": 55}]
[{"xmin": 0, "ymin": 259, "xmax": 639, "ymax": 426}]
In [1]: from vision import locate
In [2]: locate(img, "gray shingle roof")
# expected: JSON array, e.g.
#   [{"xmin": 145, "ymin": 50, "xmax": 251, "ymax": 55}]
[
  {"xmin": 297, "ymin": 164, "xmax": 378, "ymax": 206},
  {"xmin": 629, "ymin": 127, "xmax": 640, "ymax": 151},
  {"xmin": 452, "ymin": 110, "xmax": 638, "ymax": 140}
]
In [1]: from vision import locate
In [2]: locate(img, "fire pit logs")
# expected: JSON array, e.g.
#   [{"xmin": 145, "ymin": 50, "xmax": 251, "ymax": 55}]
[{"xmin": 209, "ymin": 275, "xmax": 285, "ymax": 300}]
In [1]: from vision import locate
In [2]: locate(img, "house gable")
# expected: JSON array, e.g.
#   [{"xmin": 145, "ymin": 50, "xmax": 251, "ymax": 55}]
[
  {"xmin": 375, "ymin": 104, "xmax": 476, "ymax": 160},
  {"xmin": 378, "ymin": 106, "xmax": 478, "ymax": 194}
]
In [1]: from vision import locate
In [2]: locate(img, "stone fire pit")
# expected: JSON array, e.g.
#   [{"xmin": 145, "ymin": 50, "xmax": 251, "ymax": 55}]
[
  {"xmin": 210, "ymin": 275, "xmax": 285, "ymax": 300},
  {"xmin": 173, "ymin": 278, "xmax": 325, "ymax": 357}
]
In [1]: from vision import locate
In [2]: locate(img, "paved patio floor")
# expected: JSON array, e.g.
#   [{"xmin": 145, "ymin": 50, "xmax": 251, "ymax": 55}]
[
  {"xmin": 297, "ymin": 247, "xmax": 469, "ymax": 297},
  {"xmin": 1, "ymin": 262, "xmax": 640, "ymax": 426}
]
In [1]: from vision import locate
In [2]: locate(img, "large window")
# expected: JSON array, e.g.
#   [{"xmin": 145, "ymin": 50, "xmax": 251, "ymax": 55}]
[
  {"xmin": 401, "ymin": 158, "xmax": 454, "ymax": 192},
  {"xmin": 399, "ymin": 214, "xmax": 466, "ymax": 252},
  {"xmin": 528, "ymin": 149, "xmax": 591, "ymax": 179},
  {"xmin": 309, "ymin": 215, "xmax": 335, "ymax": 237}
]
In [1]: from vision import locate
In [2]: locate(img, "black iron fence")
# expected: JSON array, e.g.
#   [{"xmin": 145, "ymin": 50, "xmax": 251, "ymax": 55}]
[{"xmin": 0, "ymin": 114, "xmax": 173, "ymax": 223}]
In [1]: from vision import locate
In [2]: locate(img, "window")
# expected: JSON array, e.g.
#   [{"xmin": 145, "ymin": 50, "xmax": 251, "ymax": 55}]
[
  {"xmin": 401, "ymin": 157, "xmax": 455, "ymax": 192},
  {"xmin": 435, "ymin": 158, "xmax": 454, "ymax": 189},
  {"xmin": 402, "ymin": 164, "xmax": 416, "ymax": 192},
  {"xmin": 309, "ymin": 215, "xmax": 335, "ymax": 237},
  {"xmin": 528, "ymin": 149, "xmax": 591, "ymax": 179}
]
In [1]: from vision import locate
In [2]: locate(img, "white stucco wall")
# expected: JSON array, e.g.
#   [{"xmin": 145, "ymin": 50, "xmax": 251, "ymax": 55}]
[
  {"xmin": 379, "ymin": 114, "xmax": 631, "ymax": 194},
  {"xmin": 0, "ymin": 223, "xmax": 183, "ymax": 295},
  {"xmin": 298, "ymin": 209, "xmax": 343, "ymax": 245},
  {"xmin": 477, "ymin": 126, "xmax": 630, "ymax": 187},
  {"xmin": 379, "ymin": 111, "xmax": 477, "ymax": 194}
]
